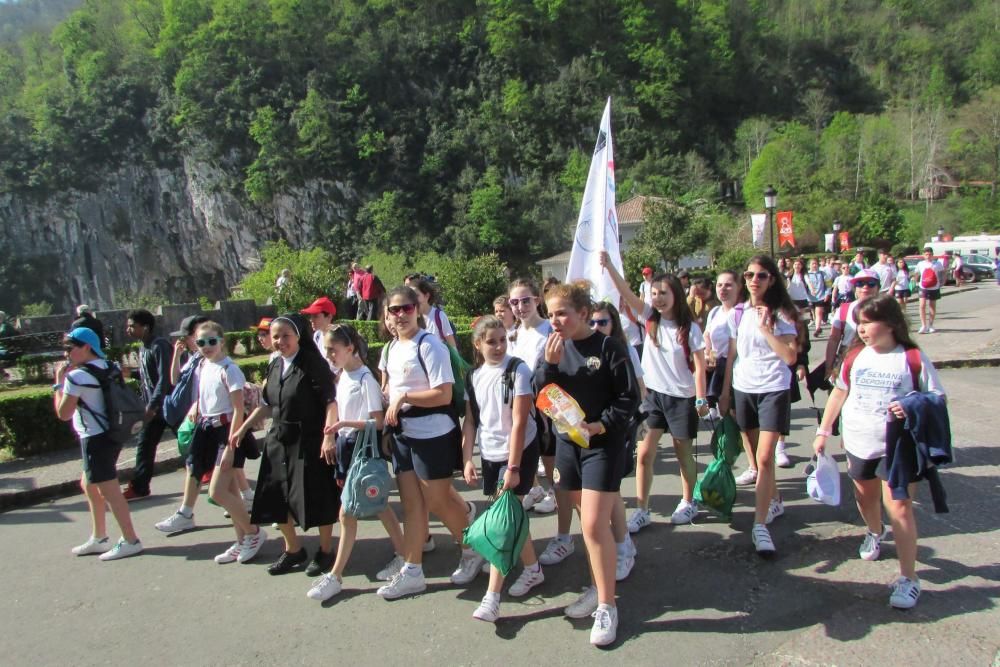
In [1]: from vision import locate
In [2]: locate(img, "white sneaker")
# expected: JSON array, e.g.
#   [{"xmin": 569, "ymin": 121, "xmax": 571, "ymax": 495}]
[
  {"xmin": 625, "ymin": 536, "xmax": 637, "ymax": 559},
  {"xmin": 237, "ymin": 527, "xmax": 267, "ymax": 563},
  {"xmin": 214, "ymin": 542, "xmax": 241, "ymax": 564},
  {"xmin": 377, "ymin": 570, "xmax": 427, "ymax": 599},
  {"xmin": 670, "ymin": 499, "xmax": 698, "ymax": 525},
  {"xmin": 859, "ymin": 525, "xmax": 888, "ymax": 561},
  {"xmin": 538, "ymin": 537, "xmax": 575, "ymax": 565},
  {"xmin": 918, "ymin": 326, "xmax": 928, "ymax": 334},
  {"xmin": 508, "ymin": 566, "xmax": 545, "ymax": 596},
  {"xmin": 752, "ymin": 523, "xmax": 775, "ymax": 555},
  {"xmin": 765, "ymin": 498, "xmax": 784, "ymax": 525},
  {"xmin": 466, "ymin": 501, "xmax": 477, "ymax": 525},
  {"xmin": 615, "ymin": 552, "xmax": 635, "ymax": 581},
  {"xmin": 377, "ymin": 554, "xmax": 405, "ymax": 581},
  {"xmin": 451, "ymin": 551, "xmax": 486, "ymax": 585},
  {"xmin": 889, "ymin": 576, "xmax": 921, "ymax": 609},
  {"xmin": 537, "ymin": 459, "xmax": 546, "ymax": 477},
  {"xmin": 565, "ymin": 585, "xmax": 598, "ymax": 619},
  {"xmin": 522, "ymin": 486, "xmax": 545, "ymax": 511},
  {"xmin": 927, "ymin": 326, "xmax": 936, "ymax": 334},
  {"xmin": 735, "ymin": 468, "xmax": 758, "ymax": 485},
  {"xmin": 154, "ymin": 511, "xmax": 195, "ymax": 534},
  {"xmin": 422, "ymin": 536, "xmax": 436, "ymax": 553},
  {"xmin": 590, "ymin": 604, "xmax": 618, "ymax": 647},
  {"xmin": 626, "ymin": 508, "xmax": 651, "ymax": 534},
  {"xmin": 98, "ymin": 538, "xmax": 143, "ymax": 561},
  {"xmin": 473, "ymin": 595, "xmax": 500, "ymax": 623},
  {"xmin": 775, "ymin": 441, "xmax": 792, "ymax": 468},
  {"xmin": 307, "ymin": 573, "xmax": 343, "ymax": 601},
  {"xmin": 71, "ymin": 536, "xmax": 111, "ymax": 556},
  {"xmin": 533, "ymin": 490, "xmax": 557, "ymax": 514}
]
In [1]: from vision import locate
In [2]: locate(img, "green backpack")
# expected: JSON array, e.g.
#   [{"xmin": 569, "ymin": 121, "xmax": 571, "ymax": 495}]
[
  {"xmin": 694, "ymin": 416, "xmax": 740, "ymax": 520},
  {"xmin": 462, "ymin": 488, "xmax": 530, "ymax": 576}
]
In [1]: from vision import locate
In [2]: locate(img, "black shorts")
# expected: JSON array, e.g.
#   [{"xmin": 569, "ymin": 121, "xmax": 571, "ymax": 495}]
[
  {"xmin": 845, "ymin": 450, "xmax": 888, "ymax": 481},
  {"xmin": 793, "ymin": 299, "xmax": 809, "ymax": 309},
  {"xmin": 643, "ymin": 390, "xmax": 698, "ymax": 440},
  {"xmin": 622, "ymin": 417, "xmax": 639, "ymax": 478},
  {"xmin": 919, "ymin": 288, "xmax": 941, "ymax": 301},
  {"xmin": 554, "ymin": 437, "xmax": 627, "ymax": 493},
  {"xmin": 188, "ymin": 421, "xmax": 245, "ymax": 479},
  {"xmin": 481, "ymin": 439, "xmax": 540, "ymax": 497},
  {"xmin": 80, "ymin": 432, "xmax": 121, "ymax": 484},
  {"xmin": 734, "ymin": 389, "xmax": 791, "ymax": 434},
  {"xmin": 335, "ymin": 430, "xmax": 385, "ymax": 481},
  {"xmin": 536, "ymin": 413, "xmax": 556, "ymax": 458},
  {"xmin": 706, "ymin": 357, "xmax": 731, "ymax": 406},
  {"xmin": 894, "ymin": 288, "xmax": 911, "ymax": 298},
  {"xmin": 391, "ymin": 428, "xmax": 461, "ymax": 481}
]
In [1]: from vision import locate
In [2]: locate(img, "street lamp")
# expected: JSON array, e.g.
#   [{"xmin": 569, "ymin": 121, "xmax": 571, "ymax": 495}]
[
  {"xmin": 936, "ymin": 226, "xmax": 945, "ymax": 241},
  {"xmin": 764, "ymin": 185, "xmax": 778, "ymax": 257},
  {"xmin": 832, "ymin": 218, "xmax": 841, "ymax": 255}
]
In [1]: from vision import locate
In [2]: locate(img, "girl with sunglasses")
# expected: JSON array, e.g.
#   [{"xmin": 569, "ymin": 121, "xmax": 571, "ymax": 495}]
[
  {"xmin": 601, "ymin": 253, "xmax": 707, "ymax": 532},
  {"xmin": 404, "ymin": 275, "xmax": 458, "ymax": 351},
  {"xmin": 824, "ymin": 269, "xmax": 881, "ymax": 380},
  {"xmin": 377, "ymin": 287, "xmax": 481, "ymax": 599},
  {"xmin": 307, "ymin": 325, "xmax": 405, "ymax": 601},
  {"xmin": 719, "ymin": 256, "xmax": 799, "ymax": 555}
]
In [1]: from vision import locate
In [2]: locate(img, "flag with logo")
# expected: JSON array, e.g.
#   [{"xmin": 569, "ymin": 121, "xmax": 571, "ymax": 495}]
[
  {"xmin": 777, "ymin": 210, "xmax": 795, "ymax": 247},
  {"xmin": 838, "ymin": 231, "xmax": 851, "ymax": 252},
  {"xmin": 566, "ymin": 97, "xmax": 622, "ymax": 305},
  {"xmin": 751, "ymin": 214, "xmax": 767, "ymax": 248}
]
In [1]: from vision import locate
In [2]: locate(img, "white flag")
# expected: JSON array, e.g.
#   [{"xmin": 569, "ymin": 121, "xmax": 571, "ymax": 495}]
[
  {"xmin": 751, "ymin": 214, "xmax": 767, "ymax": 248},
  {"xmin": 566, "ymin": 97, "xmax": 622, "ymax": 306},
  {"xmin": 824, "ymin": 233, "xmax": 835, "ymax": 253}
]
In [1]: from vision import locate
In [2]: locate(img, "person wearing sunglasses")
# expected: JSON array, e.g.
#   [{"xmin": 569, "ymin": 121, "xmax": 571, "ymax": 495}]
[
  {"xmin": 718, "ymin": 256, "xmax": 799, "ymax": 556},
  {"xmin": 824, "ymin": 268, "xmax": 881, "ymax": 380}
]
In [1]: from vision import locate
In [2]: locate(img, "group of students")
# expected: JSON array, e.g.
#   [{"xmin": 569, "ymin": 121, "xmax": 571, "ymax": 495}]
[{"xmin": 54, "ymin": 254, "xmax": 946, "ymax": 648}]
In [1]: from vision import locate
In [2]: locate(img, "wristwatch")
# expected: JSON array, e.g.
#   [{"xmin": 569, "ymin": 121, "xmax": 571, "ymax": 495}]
[{"xmin": 695, "ymin": 398, "xmax": 707, "ymax": 407}]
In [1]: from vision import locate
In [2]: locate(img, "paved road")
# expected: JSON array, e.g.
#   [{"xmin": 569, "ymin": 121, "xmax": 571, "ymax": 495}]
[{"xmin": 2, "ymin": 362, "xmax": 997, "ymax": 665}]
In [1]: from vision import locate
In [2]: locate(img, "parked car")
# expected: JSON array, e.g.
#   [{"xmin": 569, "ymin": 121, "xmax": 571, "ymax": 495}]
[{"xmin": 960, "ymin": 254, "xmax": 997, "ymax": 282}]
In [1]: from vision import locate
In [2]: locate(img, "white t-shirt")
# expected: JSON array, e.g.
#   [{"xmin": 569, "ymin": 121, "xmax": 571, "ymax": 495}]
[
  {"xmin": 728, "ymin": 303, "xmax": 797, "ymax": 393},
  {"xmin": 893, "ymin": 269, "xmax": 910, "ymax": 289},
  {"xmin": 873, "ymin": 262, "xmax": 896, "ymax": 293},
  {"xmin": 832, "ymin": 300, "xmax": 861, "ymax": 349},
  {"xmin": 639, "ymin": 305, "xmax": 704, "ymax": 398},
  {"xmin": 639, "ymin": 280, "xmax": 653, "ymax": 305},
  {"xmin": 510, "ymin": 320, "xmax": 552, "ymax": 372},
  {"xmin": 425, "ymin": 306, "xmax": 455, "ymax": 341},
  {"xmin": 833, "ymin": 275, "xmax": 852, "ymax": 297},
  {"xmin": 787, "ymin": 274, "xmax": 809, "ymax": 301},
  {"xmin": 198, "ymin": 357, "xmax": 246, "ymax": 417},
  {"xmin": 470, "ymin": 355, "xmax": 538, "ymax": 463},
  {"xmin": 627, "ymin": 344, "xmax": 643, "ymax": 379},
  {"xmin": 621, "ymin": 313, "xmax": 643, "ymax": 348},
  {"xmin": 336, "ymin": 366, "xmax": 383, "ymax": 436},
  {"xmin": 704, "ymin": 305, "xmax": 734, "ymax": 359},
  {"xmin": 915, "ymin": 259, "xmax": 943, "ymax": 289},
  {"xmin": 64, "ymin": 360, "xmax": 110, "ymax": 437},
  {"xmin": 837, "ymin": 345, "xmax": 944, "ymax": 459},
  {"xmin": 386, "ymin": 332, "xmax": 456, "ymax": 439}
]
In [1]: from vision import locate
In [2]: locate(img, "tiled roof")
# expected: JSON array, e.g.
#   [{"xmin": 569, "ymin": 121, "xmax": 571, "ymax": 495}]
[{"xmin": 617, "ymin": 195, "xmax": 669, "ymax": 225}]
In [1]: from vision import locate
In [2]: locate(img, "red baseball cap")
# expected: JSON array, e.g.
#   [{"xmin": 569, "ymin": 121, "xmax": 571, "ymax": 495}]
[
  {"xmin": 256, "ymin": 317, "xmax": 273, "ymax": 331},
  {"xmin": 641, "ymin": 266, "xmax": 653, "ymax": 276},
  {"xmin": 300, "ymin": 296, "xmax": 337, "ymax": 316}
]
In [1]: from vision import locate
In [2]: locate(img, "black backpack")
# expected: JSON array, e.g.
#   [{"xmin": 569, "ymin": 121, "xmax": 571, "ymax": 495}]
[
  {"xmin": 76, "ymin": 363, "xmax": 147, "ymax": 444},
  {"xmin": 465, "ymin": 357, "xmax": 526, "ymax": 430}
]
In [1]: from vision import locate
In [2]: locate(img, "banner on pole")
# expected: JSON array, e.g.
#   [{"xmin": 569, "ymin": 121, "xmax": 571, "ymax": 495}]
[
  {"xmin": 777, "ymin": 210, "xmax": 795, "ymax": 248},
  {"xmin": 824, "ymin": 233, "xmax": 834, "ymax": 253},
  {"xmin": 751, "ymin": 214, "xmax": 767, "ymax": 248},
  {"xmin": 566, "ymin": 98, "xmax": 622, "ymax": 305},
  {"xmin": 838, "ymin": 231, "xmax": 851, "ymax": 252}
]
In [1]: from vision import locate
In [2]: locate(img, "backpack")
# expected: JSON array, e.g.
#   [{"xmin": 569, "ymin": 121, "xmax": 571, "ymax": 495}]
[
  {"xmin": 921, "ymin": 265, "xmax": 939, "ymax": 289},
  {"xmin": 76, "ymin": 362, "xmax": 147, "ymax": 445},
  {"xmin": 341, "ymin": 421, "xmax": 392, "ymax": 518},
  {"xmin": 842, "ymin": 346, "xmax": 922, "ymax": 391},
  {"xmin": 465, "ymin": 357, "xmax": 526, "ymax": 430},
  {"xmin": 163, "ymin": 356, "xmax": 199, "ymax": 429},
  {"xmin": 389, "ymin": 331, "xmax": 470, "ymax": 419}
]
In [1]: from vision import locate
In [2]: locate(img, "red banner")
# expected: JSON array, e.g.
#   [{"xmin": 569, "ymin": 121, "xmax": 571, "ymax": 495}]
[
  {"xmin": 777, "ymin": 210, "xmax": 795, "ymax": 247},
  {"xmin": 838, "ymin": 231, "xmax": 851, "ymax": 251}
]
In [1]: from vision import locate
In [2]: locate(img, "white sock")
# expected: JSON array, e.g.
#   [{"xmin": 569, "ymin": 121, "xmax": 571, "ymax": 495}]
[
  {"xmin": 616, "ymin": 540, "xmax": 628, "ymax": 557},
  {"xmin": 462, "ymin": 547, "xmax": 476, "ymax": 558},
  {"xmin": 483, "ymin": 590, "xmax": 501, "ymax": 603},
  {"xmin": 556, "ymin": 533, "xmax": 571, "ymax": 543},
  {"xmin": 179, "ymin": 505, "xmax": 193, "ymax": 517},
  {"xmin": 403, "ymin": 562, "xmax": 422, "ymax": 576},
  {"xmin": 524, "ymin": 561, "xmax": 541, "ymax": 573},
  {"xmin": 241, "ymin": 489, "xmax": 254, "ymax": 500}
]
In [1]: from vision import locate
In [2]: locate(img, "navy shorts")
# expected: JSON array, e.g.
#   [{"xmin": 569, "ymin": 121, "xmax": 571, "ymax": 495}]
[
  {"xmin": 894, "ymin": 288, "xmax": 911, "ymax": 299},
  {"xmin": 845, "ymin": 451, "xmax": 888, "ymax": 482},
  {"xmin": 919, "ymin": 288, "xmax": 941, "ymax": 301},
  {"xmin": 188, "ymin": 421, "xmax": 245, "ymax": 479},
  {"xmin": 481, "ymin": 439, "xmax": 540, "ymax": 497},
  {"xmin": 80, "ymin": 432, "xmax": 121, "ymax": 484},
  {"xmin": 643, "ymin": 390, "xmax": 698, "ymax": 440},
  {"xmin": 391, "ymin": 428, "xmax": 461, "ymax": 481},
  {"xmin": 335, "ymin": 430, "xmax": 385, "ymax": 482},
  {"xmin": 537, "ymin": 414, "xmax": 556, "ymax": 458},
  {"xmin": 554, "ymin": 437, "xmax": 628, "ymax": 493},
  {"xmin": 734, "ymin": 389, "xmax": 791, "ymax": 434}
]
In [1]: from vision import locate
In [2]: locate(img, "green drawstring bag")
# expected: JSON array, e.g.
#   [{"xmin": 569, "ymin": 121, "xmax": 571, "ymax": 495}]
[
  {"xmin": 713, "ymin": 414, "xmax": 742, "ymax": 466},
  {"xmin": 694, "ymin": 416, "xmax": 739, "ymax": 520},
  {"xmin": 176, "ymin": 418, "xmax": 196, "ymax": 458},
  {"xmin": 462, "ymin": 488, "xmax": 529, "ymax": 576}
]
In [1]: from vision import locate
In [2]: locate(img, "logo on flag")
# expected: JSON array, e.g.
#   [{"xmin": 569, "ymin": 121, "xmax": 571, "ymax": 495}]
[{"xmin": 777, "ymin": 211, "xmax": 795, "ymax": 248}]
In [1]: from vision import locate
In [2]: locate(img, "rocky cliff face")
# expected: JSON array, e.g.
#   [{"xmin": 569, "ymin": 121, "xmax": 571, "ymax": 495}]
[{"xmin": 0, "ymin": 159, "xmax": 355, "ymax": 311}]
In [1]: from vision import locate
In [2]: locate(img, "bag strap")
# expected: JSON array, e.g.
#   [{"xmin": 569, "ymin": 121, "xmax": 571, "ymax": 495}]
[
  {"xmin": 734, "ymin": 302, "xmax": 745, "ymax": 329},
  {"xmin": 433, "ymin": 308, "xmax": 446, "ymax": 342},
  {"xmin": 841, "ymin": 345, "xmax": 863, "ymax": 390},
  {"xmin": 905, "ymin": 347, "xmax": 922, "ymax": 390},
  {"xmin": 466, "ymin": 366, "xmax": 480, "ymax": 429}
]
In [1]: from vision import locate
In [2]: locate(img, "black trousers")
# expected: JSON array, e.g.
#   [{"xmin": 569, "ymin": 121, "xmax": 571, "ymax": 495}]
[{"xmin": 131, "ymin": 413, "xmax": 168, "ymax": 493}]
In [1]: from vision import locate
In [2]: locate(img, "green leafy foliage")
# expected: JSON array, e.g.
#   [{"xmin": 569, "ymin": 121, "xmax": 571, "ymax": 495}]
[
  {"xmin": 435, "ymin": 253, "xmax": 509, "ymax": 317},
  {"xmin": 236, "ymin": 240, "xmax": 341, "ymax": 313}
]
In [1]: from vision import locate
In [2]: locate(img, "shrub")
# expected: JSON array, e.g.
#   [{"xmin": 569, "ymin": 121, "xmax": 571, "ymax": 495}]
[
  {"xmin": 19, "ymin": 301, "xmax": 53, "ymax": 317},
  {"xmin": 237, "ymin": 240, "xmax": 342, "ymax": 313},
  {"xmin": 435, "ymin": 253, "xmax": 509, "ymax": 316}
]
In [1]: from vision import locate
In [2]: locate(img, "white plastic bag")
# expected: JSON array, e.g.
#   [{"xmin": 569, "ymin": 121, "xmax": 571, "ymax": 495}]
[{"xmin": 806, "ymin": 453, "xmax": 841, "ymax": 506}]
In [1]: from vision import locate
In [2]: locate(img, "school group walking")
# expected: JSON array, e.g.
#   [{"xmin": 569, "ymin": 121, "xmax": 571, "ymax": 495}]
[{"xmin": 52, "ymin": 255, "xmax": 948, "ymax": 647}]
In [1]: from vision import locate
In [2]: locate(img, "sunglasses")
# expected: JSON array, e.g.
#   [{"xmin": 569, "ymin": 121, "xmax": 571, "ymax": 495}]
[
  {"xmin": 743, "ymin": 271, "xmax": 771, "ymax": 282},
  {"xmin": 195, "ymin": 337, "xmax": 221, "ymax": 348},
  {"xmin": 589, "ymin": 318, "xmax": 610, "ymax": 327},
  {"xmin": 508, "ymin": 297, "xmax": 536, "ymax": 307},
  {"xmin": 387, "ymin": 303, "xmax": 417, "ymax": 316},
  {"xmin": 854, "ymin": 280, "xmax": 879, "ymax": 289}
]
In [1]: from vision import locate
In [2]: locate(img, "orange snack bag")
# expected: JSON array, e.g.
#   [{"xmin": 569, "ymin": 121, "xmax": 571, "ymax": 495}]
[{"xmin": 535, "ymin": 383, "xmax": 591, "ymax": 448}]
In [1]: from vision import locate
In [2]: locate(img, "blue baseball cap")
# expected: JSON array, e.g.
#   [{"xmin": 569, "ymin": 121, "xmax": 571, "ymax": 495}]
[{"xmin": 66, "ymin": 327, "xmax": 106, "ymax": 358}]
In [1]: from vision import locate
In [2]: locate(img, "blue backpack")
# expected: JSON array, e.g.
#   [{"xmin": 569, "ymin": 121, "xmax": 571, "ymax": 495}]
[
  {"xmin": 163, "ymin": 356, "xmax": 200, "ymax": 429},
  {"xmin": 341, "ymin": 421, "xmax": 392, "ymax": 518}
]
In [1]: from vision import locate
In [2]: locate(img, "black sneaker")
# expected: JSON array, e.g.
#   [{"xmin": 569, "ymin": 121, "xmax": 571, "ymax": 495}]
[
  {"xmin": 267, "ymin": 548, "xmax": 308, "ymax": 575},
  {"xmin": 305, "ymin": 549, "xmax": 335, "ymax": 577}
]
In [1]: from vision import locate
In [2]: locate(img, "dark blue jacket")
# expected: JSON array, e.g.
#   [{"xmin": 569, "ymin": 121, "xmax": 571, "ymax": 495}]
[{"xmin": 884, "ymin": 391, "xmax": 951, "ymax": 513}]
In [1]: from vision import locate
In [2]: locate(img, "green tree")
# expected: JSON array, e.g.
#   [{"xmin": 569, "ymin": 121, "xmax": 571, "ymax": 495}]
[
  {"xmin": 435, "ymin": 253, "xmax": 509, "ymax": 317},
  {"xmin": 629, "ymin": 201, "xmax": 708, "ymax": 270},
  {"xmin": 236, "ymin": 240, "xmax": 341, "ymax": 312},
  {"xmin": 855, "ymin": 195, "xmax": 904, "ymax": 247}
]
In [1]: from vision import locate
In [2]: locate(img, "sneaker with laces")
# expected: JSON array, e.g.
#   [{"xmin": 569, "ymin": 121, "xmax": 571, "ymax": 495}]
[
  {"xmin": 307, "ymin": 573, "xmax": 343, "ymax": 601},
  {"xmin": 451, "ymin": 551, "xmax": 486, "ymax": 585},
  {"xmin": 533, "ymin": 490, "xmax": 557, "ymax": 514},
  {"xmin": 522, "ymin": 486, "xmax": 545, "ymax": 511},
  {"xmin": 565, "ymin": 585, "xmax": 598, "ymax": 619},
  {"xmin": 735, "ymin": 468, "xmax": 758, "ymax": 485},
  {"xmin": 154, "ymin": 511, "xmax": 195, "ymax": 534},
  {"xmin": 508, "ymin": 566, "xmax": 545, "ymax": 596},
  {"xmin": 376, "ymin": 554, "xmax": 405, "ymax": 581},
  {"xmin": 625, "ymin": 537, "xmax": 637, "ymax": 559},
  {"xmin": 71, "ymin": 536, "xmax": 111, "ymax": 556},
  {"xmin": 377, "ymin": 570, "xmax": 426, "ymax": 599},
  {"xmin": 752, "ymin": 523, "xmax": 775, "ymax": 555},
  {"xmin": 237, "ymin": 527, "xmax": 266, "ymax": 563},
  {"xmin": 538, "ymin": 537, "xmax": 575, "ymax": 565},
  {"xmin": 473, "ymin": 595, "xmax": 500, "ymax": 622},
  {"xmin": 98, "ymin": 538, "xmax": 143, "ymax": 561},
  {"xmin": 615, "ymin": 553, "xmax": 635, "ymax": 581},
  {"xmin": 626, "ymin": 508, "xmax": 651, "ymax": 533},
  {"xmin": 859, "ymin": 526, "xmax": 888, "ymax": 561},
  {"xmin": 670, "ymin": 499, "xmax": 698, "ymax": 524},
  {"xmin": 765, "ymin": 498, "xmax": 784, "ymax": 525},
  {"xmin": 214, "ymin": 542, "xmax": 242, "ymax": 564},
  {"xmin": 590, "ymin": 604, "xmax": 618, "ymax": 647},
  {"xmin": 775, "ymin": 441, "xmax": 792, "ymax": 468},
  {"xmin": 889, "ymin": 576, "xmax": 921, "ymax": 609}
]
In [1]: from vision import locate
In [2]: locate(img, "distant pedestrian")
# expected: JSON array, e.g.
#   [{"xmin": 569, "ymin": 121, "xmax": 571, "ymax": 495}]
[
  {"xmin": 275, "ymin": 268, "xmax": 291, "ymax": 293},
  {"xmin": 299, "ymin": 296, "xmax": 338, "ymax": 373},
  {"xmin": 873, "ymin": 249, "xmax": 896, "ymax": 295},
  {"xmin": 71, "ymin": 305, "xmax": 105, "ymax": 345},
  {"xmin": 915, "ymin": 247, "xmax": 943, "ymax": 334},
  {"xmin": 805, "ymin": 258, "xmax": 828, "ymax": 336},
  {"xmin": 893, "ymin": 259, "xmax": 911, "ymax": 307},
  {"xmin": 359, "ymin": 265, "xmax": 385, "ymax": 320}
]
